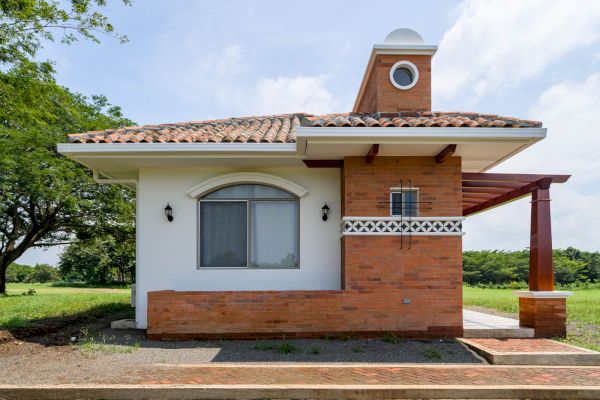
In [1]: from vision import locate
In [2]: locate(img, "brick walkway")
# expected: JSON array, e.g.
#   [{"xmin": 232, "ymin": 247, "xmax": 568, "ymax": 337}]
[
  {"xmin": 463, "ymin": 338, "xmax": 591, "ymax": 353},
  {"xmin": 133, "ymin": 365, "xmax": 600, "ymax": 386}
]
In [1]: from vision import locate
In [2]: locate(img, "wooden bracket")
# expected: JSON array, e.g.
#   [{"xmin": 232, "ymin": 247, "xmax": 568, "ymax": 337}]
[
  {"xmin": 435, "ymin": 144, "xmax": 457, "ymax": 163},
  {"xmin": 366, "ymin": 144, "xmax": 379, "ymax": 164}
]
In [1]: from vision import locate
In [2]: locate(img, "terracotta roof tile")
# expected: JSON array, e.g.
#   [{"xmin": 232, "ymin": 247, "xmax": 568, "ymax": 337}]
[{"xmin": 67, "ymin": 112, "xmax": 542, "ymax": 144}]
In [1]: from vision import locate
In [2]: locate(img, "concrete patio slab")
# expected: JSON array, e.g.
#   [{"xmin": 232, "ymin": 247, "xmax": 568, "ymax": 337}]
[
  {"xmin": 459, "ymin": 338, "xmax": 600, "ymax": 366},
  {"xmin": 463, "ymin": 309, "xmax": 534, "ymax": 338}
]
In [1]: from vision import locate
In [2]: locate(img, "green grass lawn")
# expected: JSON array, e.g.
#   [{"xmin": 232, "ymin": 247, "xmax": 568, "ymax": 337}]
[
  {"xmin": 0, "ymin": 283, "xmax": 132, "ymax": 330},
  {"xmin": 464, "ymin": 286, "xmax": 600, "ymax": 351}
]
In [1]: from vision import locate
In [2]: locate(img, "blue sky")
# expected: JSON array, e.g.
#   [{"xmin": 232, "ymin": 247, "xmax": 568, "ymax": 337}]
[{"xmin": 22, "ymin": 0, "xmax": 600, "ymax": 264}]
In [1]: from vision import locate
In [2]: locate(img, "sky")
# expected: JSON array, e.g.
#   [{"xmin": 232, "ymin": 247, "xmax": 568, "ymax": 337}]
[{"xmin": 20, "ymin": 0, "xmax": 600, "ymax": 265}]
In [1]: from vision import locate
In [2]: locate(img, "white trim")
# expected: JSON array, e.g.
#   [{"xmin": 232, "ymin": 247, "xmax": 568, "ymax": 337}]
[
  {"xmin": 372, "ymin": 44, "xmax": 438, "ymax": 55},
  {"xmin": 297, "ymin": 127, "xmax": 546, "ymax": 140},
  {"xmin": 389, "ymin": 60, "xmax": 419, "ymax": 90},
  {"xmin": 342, "ymin": 216, "xmax": 465, "ymax": 221},
  {"xmin": 343, "ymin": 232, "xmax": 465, "ymax": 236},
  {"xmin": 186, "ymin": 172, "xmax": 309, "ymax": 198},
  {"xmin": 57, "ymin": 142, "xmax": 298, "ymax": 154},
  {"xmin": 514, "ymin": 291, "xmax": 574, "ymax": 299}
]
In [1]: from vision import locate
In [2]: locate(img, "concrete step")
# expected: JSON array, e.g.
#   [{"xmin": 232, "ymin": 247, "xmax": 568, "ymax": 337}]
[
  {"xmin": 463, "ymin": 309, "xmax": 534, "ymax": 338},
  {"xmin": 2, "ymin": 384, "xmax": 600, "ymax": 400},
  {"xmin": 459, "ymin": 338, "xmax": 600, "ymax": 366},
  {"xmin": 463, "ymin": 327, "xmax": 534, "ymax": 338}
]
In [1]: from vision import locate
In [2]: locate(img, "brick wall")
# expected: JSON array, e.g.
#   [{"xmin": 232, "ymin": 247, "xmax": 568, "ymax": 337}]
[
  {"xmin": 147, "ymin": 156, "xmax": 464, "ymax": 339},
  {"xmin": 355, "ymin": 54, "xmax": 432, "ymax": 113},
  {"xmin": 519, "ymin": 297, "xmax": 567, "ymax": 338}
]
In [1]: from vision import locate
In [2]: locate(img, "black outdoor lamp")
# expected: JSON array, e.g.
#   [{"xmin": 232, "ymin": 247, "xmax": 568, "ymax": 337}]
[
  {"xmin": 321, "ymin": 203, "xmax": 330, "ymax": 221},
  {"xmin": 164, "ymin": 203, "xmax": 173, "ymax": 222}
]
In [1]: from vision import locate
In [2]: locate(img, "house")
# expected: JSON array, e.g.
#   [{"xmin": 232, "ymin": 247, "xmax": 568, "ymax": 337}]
[{"xmin": 58, "ymin": 29, "xmax": 571, "ymax": 340}]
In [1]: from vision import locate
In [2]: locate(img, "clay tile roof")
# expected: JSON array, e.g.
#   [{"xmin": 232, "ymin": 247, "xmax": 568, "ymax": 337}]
[{"xmin": 67, "ymin": 112, "xmax": 542, "ymax": 144}]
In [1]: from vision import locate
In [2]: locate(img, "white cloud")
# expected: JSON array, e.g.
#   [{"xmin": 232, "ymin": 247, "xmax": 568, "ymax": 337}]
[
  {"xmin": 252, "ymin": 75, "xmax": 338, "ymax": 115},
  {"xmin": 464, "ymin": 74, "xmax": 600, "ymax": 251},
  {"xmin": 434, "ymin": 0, "xmax": 600, "ymax": 102},
  {"xmin": 201, "ymin": 45, "xmax": 246, "ymax": 81}
]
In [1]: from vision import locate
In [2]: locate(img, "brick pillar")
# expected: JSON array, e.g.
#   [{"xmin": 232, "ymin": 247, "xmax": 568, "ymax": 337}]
[
  {"xmin": 517, "ymin": 180, "xmax": 571, "ymax": 338},
  {"xmin": 519, "ymin": 297, "xmax": 567, "ymax": 338}
]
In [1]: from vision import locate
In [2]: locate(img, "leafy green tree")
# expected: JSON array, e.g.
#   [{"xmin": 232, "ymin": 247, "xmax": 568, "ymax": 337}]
[
  {"xmin": 1, "ymin": 0, "xmax": 131, "ymax": 68},
  {"xmin": 26, "ymin": 263, "xmax": 59, "ymax": 283},
  {"xmin": 59, "ymin": 234, "xmax": 134, "ymax": 284},
  {"xmin": 463, "ymin": 248, "xmax": 600, "ymax": 286},
  {"xmin": 0, "ymin": 63, "xmax": 135, "ymax": 294},
  {"xmin": 5, "ymin": 262, "xmax": 33, "ymax": 282},
  {"xmin": 553, "ymin": 249, "xmax": 586, "ymax": 285}
]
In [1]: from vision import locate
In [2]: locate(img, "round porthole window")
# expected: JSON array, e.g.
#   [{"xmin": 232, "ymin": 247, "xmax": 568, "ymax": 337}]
[{"xmin": 389, "ymin": 60, "xmax": 419, "ymax": 90}]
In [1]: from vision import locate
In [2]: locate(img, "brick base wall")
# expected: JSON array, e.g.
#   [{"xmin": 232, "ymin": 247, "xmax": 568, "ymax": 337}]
[
  {"xmin": 519, "ymin": 297, "xmax": 567, "ymax": 338},
  {"xmin": 147, "ymin": 287, "xmax": 463, "ymax": 340}
]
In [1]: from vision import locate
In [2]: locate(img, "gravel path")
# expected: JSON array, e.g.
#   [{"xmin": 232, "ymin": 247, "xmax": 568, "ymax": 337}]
[{"xmin": 0, "ymin": 320, "xmax": 483, "ymax": 384}]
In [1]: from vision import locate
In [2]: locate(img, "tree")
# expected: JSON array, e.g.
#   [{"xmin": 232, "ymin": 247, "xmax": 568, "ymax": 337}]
[
  {"xmin": 0, "ymin": 63, "xmax": 135, "ymax": 294},
  {"xmin": 1, "ymin": 0, "xmax": 131, "ymax": 68},
  {"xmin": 26, "ymin": 263, "xmax": 59, "ymax": 283},
  {"xmin": 5, "ymin": 262, "xmax": 32, "ymax": 282},
  {"xmin": 58, "ymin": 233, "xmax": 134, "ymax": 284}
]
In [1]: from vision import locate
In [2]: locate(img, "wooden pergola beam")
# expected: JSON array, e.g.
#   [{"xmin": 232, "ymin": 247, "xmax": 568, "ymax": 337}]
[
  {"xmin": 365, "ymin": 144, "xmax": 379, "ymax": 164},
  {"xmin": 463, "ymin": 180, "xmax": 525, "ymax": 189},
  {"xmin": 463, "ymin": 172, "xmax": 570, "ymax": 184},
  {"xmin": 463, "ymin": 193, "xmax": 498, "ymax": 200},
  {"xmin": 463, "ymin": 180, "xmax": 543, "ymax": 216},
  {"xmin": 462, "ymin": 187, "xmax": 513, "ymax": 194},
  {"xmin": 435, "ymin": 144, "xmax": 457, "ymax": 163}
]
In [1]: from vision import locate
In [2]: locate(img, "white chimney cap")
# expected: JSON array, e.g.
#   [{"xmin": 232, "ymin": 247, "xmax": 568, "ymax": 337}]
[{"xmin": 383, "ymin": 29, "xmax": 425, "ymax": 45}]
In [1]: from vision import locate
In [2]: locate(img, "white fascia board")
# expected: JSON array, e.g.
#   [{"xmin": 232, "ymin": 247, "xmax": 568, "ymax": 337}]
[
  {"xmin": 372, "ymin": 44, "xmax": 438, "ymax": 56},
  {"xmin": 57, "ymin": 142, "xmax": 299, "ymax": 155},
  {"xmin": 296, "ymin": 127, "xmax": 546, "ymax": 144}
]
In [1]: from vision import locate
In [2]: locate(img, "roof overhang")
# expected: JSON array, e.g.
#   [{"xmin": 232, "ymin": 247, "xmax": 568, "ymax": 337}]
[
  {"xmin": 57, "ymin": 142, "xmax": 303, "ymax": 180},
  {"xmin": 297, "ymin": 126, "xmax": 546, "ymax": 172},
  {"xmin": 57, "ymin": 126, "xmax": 546, "ymax": 179}
]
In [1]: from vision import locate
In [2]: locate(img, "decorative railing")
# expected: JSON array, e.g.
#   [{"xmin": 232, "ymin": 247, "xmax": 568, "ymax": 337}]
[{"xmin": 341, "ymin": 216, "xmax": 464, "ymax": 236}]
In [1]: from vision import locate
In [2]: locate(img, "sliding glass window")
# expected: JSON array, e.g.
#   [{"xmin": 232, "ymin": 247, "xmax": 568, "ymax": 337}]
[{"xmin": 199, "ymin": 184, "xmax": 299, "ymax": 268}]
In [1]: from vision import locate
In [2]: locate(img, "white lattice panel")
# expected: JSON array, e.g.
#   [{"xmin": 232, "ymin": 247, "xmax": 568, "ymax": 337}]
[{"xmin": 341, "ymin": 217, "xmax": 464, "ymax": 236}]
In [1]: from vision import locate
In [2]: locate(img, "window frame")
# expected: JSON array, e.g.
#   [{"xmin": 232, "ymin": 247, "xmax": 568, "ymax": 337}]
[
  {"xmin": 197, "ymin": 185, "xmax": 300, "ymax": 269},
  {"xmin": 389, "ymin": 187, "xmax": 420, "ymax": 217}
]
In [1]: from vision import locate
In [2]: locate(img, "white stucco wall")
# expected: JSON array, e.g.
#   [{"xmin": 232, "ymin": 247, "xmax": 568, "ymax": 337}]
[{"xmin": 135, "ymin": 167, "xmax": 341, "ymax": 328}]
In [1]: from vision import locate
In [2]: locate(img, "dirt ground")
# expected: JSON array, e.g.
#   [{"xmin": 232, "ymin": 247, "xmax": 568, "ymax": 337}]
[{"xmin": 0, "ymin": 312, "xmax": 484, "ymax": 384}]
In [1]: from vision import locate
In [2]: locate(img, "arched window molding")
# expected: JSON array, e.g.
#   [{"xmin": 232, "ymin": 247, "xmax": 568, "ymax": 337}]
[{"xmin": 186, "ymin": 172, "xmax": 309, "ymax": 198}]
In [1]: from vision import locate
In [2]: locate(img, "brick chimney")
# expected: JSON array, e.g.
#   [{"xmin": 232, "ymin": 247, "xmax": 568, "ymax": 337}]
[{"xmin": 353, "ymin": 29, "xmax": 437, "ymax": 113}]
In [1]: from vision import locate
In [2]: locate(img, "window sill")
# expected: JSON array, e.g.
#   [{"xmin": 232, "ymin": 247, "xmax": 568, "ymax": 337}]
[{"xmin": 197, "ymin": 266, "xmax": 301, "ymax": 270}]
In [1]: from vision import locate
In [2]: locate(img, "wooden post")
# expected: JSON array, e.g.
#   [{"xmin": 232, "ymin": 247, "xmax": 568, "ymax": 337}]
[{"xmin": 529, "ymin": 178, "xmax": 554, "ymax": 291}]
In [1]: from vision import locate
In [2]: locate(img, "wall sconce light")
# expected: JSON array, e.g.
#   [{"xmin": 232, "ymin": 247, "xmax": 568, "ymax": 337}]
[
  {"xmin": 164, "ymin": 203, "xmax": 173, "ymax": 222},
  {"xmin": 321, "ymin": 203, "xmax": 330, "ymax": 221}
]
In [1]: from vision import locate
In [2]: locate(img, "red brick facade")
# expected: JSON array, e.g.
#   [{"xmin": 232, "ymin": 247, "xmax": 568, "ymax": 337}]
[
  {"xmin": 147, "ymin": 156, "xmax": 464, "ymax": 340},
  {"xmin": 519, "ymin": 297, "xmax": 567, "ymax": 338},
  {"xmin": 354, "ymin": 54, "xmax": 432, "ymax": 113}
]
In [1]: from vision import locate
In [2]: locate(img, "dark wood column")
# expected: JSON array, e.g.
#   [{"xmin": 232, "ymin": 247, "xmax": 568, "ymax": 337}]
[{"xmin": 529, "ymin": 178, "xmax": 554, "ymax": 291}]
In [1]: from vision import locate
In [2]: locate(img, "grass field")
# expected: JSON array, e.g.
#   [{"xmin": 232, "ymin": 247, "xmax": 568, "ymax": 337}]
[
  {"xmin": 464, "ymin": 286, "xmax": 600, "ymax": 351},
  {"xmin": 0, "ymin": 283, "xmax": 132, "ymax": 330}
]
